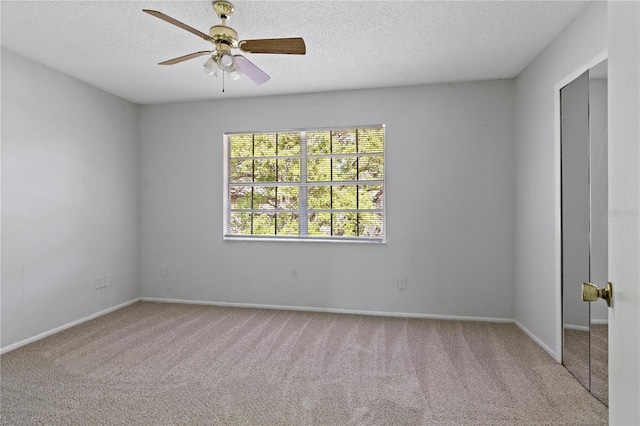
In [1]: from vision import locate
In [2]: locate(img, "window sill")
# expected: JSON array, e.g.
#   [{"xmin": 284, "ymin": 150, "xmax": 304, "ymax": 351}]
[{"xmin": 223, "ymin": 235, "xmax": 386, "ymax": 244}]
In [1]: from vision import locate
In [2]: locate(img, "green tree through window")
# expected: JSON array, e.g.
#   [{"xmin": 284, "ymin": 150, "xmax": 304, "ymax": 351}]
[{"xmin": 225, "ymin": 126, "xmax": 384, "ymax": 241}]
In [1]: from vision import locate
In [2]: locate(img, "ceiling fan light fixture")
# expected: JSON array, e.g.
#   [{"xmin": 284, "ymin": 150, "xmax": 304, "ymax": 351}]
[
  {"xmin": 220, "ymin": 52, "xmax": 234, "ymax": 67},
  {"xmin": 202, "ymin": 56, "xmax": 218, "ymax": 75},
  {"xmin": 229, "ymin": 69, "xmax": 240, "ymax": 80}
]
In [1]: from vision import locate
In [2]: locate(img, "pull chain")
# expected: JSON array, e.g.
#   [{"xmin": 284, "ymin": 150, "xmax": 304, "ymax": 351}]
[{"xmin": 222, "ymin": 70, "xmax": 225, "ymax": 93}]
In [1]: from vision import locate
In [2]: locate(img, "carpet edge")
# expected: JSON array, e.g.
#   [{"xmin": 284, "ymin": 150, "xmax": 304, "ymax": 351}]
[
  {"xmin": 0, "ymin": 297, "xmax": 142, "ymax": 354},
  {"xmin": 515, "ymin": 320, "xmax": 559, "ymax": 362}
]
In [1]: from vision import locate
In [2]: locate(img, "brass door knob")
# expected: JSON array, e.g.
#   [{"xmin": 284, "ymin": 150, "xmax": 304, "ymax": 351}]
[{"xmin": 582, "ymin": 282, "xmax": 613, "ymax": 307}]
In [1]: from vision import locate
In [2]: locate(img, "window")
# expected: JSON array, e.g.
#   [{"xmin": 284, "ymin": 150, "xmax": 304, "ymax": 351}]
[{"xmin": 224, "ymin": 126, "xmax": 385, "ymax": 242}]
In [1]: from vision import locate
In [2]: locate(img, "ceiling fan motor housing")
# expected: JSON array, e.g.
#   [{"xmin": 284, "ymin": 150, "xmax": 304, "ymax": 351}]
[{"xmin": 209, "ymin": 25, "xmax": 238, "ymax": 46}]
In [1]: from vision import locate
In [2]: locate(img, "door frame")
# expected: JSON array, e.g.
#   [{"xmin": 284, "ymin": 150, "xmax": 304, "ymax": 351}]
[{"xmin": 554, "ymin": 49, "xmax": 608, "ymax": 363}]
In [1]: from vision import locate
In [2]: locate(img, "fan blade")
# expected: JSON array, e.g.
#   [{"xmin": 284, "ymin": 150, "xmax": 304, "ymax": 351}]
[
  {"xmin": 143, "ymin": 9, "xmax": 214, "ymax": 42},
  {"xmin": 234, "ymin": 55, "xmax": 270, "ymax": 85},
  {"xmin": 159, "ymin": 51, "xmax": 212, "ymax": 65},
  {"xmin": 239, "ymin": 38, "xmax": 306, "ymax": 55}
]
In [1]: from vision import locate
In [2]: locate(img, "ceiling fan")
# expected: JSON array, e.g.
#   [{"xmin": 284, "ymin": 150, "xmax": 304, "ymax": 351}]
[{"xmin": 143, "ymin": 1, "xmax": 306, "ymax": 86}]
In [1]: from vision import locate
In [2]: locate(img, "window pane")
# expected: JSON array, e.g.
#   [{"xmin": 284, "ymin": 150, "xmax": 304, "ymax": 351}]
[
  {"xmin": 229, "ymin": 186, "xmax": 252, "ymax": 209},
  {"xmin": 333, "ymin": 185, "xmax": 357, "ymax": 209},
  {"xmin": 253, "ymin": 187, "xmax": 276, "ymax": 210},
  {"xmin": 254, "ymin": 133, "xmax": 277, "ymax": 157},
  {"xmin": 358, "ymin": 156, "xmax": 384, "ymax": 180},
  {"xmin": 277, "ymin": 158, "xmax": 300, "ymax": 182},
  {"xmin": 276, "ymin": 186, "xmax": 299, "ymax": 210},
  {"xmin": 358, "ymin": 212, "xmax": 383, "ymax": 236},
  {"xmin": 308, "ymin": 212, "xmax": 332, "ymax": 236},
  {"xmin": 357, "ymin": 128, "xmax": 384, "ymax": 154},
  {"xmin": 230, "ymin": 134, "xmax": 253, "ymax": 158},
  {"xmin": 277, "ymin": 132, "xmax": 301, "ymax": 156},
  {"xmin": 332, "ymin": 212, "xmax": 357, "ymax": 236},
  {"xmin": 331, "ymin": 130, "xmax": 357, "ymax": 154},
  {"xmin": 307, "ymin": 131, "xmax": 330, "ymax": 155},
  {"xmin": 252, "ymin": 213, "xmax": 276, "ymax": 235},
  {"xmin": 230, "ymin": 212, "xmax": 252, "ymax": 234},
  {"xmin": 307, "ymin": 158, "xmax": 331, "ymax": 181},
  {"xmin": 230, "ymin": 159, "xmax": 253, "ymax": 183},
  {"xmin": 358, "ymin": 185, "xmax": 383, "ymax": 209},
  {"xmin": 308, "ymin": 186, "xmax": 331, "ymax": 209},
  {"xmin": 332, "ymin": 156, "xmax": 357, "ymax": 181},
  {"xmin": 276, "ymin": 213, "xmax": 299, "ymax": 235},
  {"xmin": 254, "ymin": 159, "xmax": 277, "ymax": 182}
]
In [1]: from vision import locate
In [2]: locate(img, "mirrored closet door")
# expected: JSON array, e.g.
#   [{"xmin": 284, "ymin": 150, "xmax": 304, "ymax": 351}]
[{"xmin": 561, "ymin": 59, "xmax": 608, "ymax": 406}]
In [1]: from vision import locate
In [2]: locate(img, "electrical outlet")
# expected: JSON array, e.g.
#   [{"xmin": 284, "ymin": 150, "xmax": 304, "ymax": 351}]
[
  {"xmin": 95, "ymin": 276, "xmax": 104, "ymax": 289},
  {"xmin": 103, "ymin": 274, "xmax": 112, "ymax": 287},
  {"xmin": 397, "ymin": 277, "xmax": 407, "ymax": 290}
]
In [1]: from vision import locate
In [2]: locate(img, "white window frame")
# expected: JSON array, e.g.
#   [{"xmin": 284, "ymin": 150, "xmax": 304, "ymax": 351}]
[{"xmin": 223, "ymin": 125, "xmax": 386, "ymax": 243}]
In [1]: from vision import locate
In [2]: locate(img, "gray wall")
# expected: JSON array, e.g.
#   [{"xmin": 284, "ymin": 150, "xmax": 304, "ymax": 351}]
[
  {"xmin": 514, "ymin": 1, "xmax": 607, "ymax": 359},
  {"xmin": 139, "ymin": 81, "xmax": 516, "ymax": 319},
  {"xmin": 1, "ymin": 49, "xmax": 140, "ymax": 349}
]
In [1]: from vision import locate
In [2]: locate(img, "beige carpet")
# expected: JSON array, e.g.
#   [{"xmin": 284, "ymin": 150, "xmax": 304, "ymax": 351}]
[
  {"xmin": 563, "ymin": 328, "xmax": 590, "ymax": 390},
  {"xmin": 590, "ymin": 324, "xmax": 608, "ymax": 405},
  {"xmin": 1, "ymin": 302, "xmax": 607, "ymax": 425},
  {"xmin": 562, "ymin": 325, "xmax": 609, "ymax": 407}
]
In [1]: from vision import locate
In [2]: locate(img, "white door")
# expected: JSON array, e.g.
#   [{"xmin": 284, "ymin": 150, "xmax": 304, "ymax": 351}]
[{"xmin": 608, "ymin": 2, "xmax": 640, "ymax": 425}]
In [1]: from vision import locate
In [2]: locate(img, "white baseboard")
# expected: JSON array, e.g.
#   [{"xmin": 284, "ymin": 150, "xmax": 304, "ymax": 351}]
[
  {"xmin": 564, "ymin": 324, "xmax": 590, "ymax": 332},
  {"xmin": 514, "ymin": 320, "xmax": 557, "ymax": 361},
  {"xmin": 590, "ymin": 319, "xmax": 608, "ymax": 325},
  {"xmin": 140, "ymin": 297, "xmax": 514, "ymax": 323},
  {"xmin": 0, "ymin": 298, "xmax": 141, "ymax": 355}
]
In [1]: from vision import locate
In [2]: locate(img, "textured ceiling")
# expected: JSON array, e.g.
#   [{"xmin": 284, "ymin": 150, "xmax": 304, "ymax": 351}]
[{"xmin": 1, "ymin": 1, "xmax": 590, "ymax": 104}]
